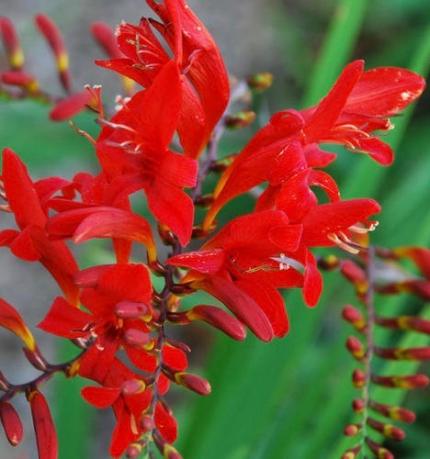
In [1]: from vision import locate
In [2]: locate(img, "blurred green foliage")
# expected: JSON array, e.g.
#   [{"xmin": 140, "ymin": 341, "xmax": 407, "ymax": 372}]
[{"xmin": 0, "ymin": 0, "xmax": 429, "ymax": 458}]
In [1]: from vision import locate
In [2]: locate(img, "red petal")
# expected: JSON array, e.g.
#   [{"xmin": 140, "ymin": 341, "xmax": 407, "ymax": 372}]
[
  {"xmin": 352, "ymin": 136, "xmax": 394, "ymax": 166},
  {"xmin": 0, "ymin": 298, "xmax": 36, "ymax": 350},
  {"xmin": 2, "ymin": 148, "xmax": 46, "ymax": 228},
  {"xmin": 304, "ymin": 144, "xmax": 337, "ymax": 168},
  {"xmin": 305, "ymin": 60, "xmax": 364, "ymax": 141},
  {"xmin": 38, "ymin": 297, "xmax": 91, "ymax": 339},
  {"xmin": 129, "ymin": 60, "xmax": 181, "ymax": 151},
  {"xmin": 126, "ymin": 347, "xmax": 157, "ymax": 373},
  {"xmin": 73, "ymin": 209, "xmax": 155, "ymax": 252},
  {"xmin": 201, "ymin": 276, "xmax": 274, "ymax": 342},
  {"xmin": 146, "ymin": 180, "xmax": 194, "ymax": 246},
  {"xmin": 303, "ymin": 251, "xmax": 322, "ymax": 307},
  {"xmin": 155, "ymin": 401, "xmax": 177, "ymax": 444},
  {"xmin": 109, "ymin": 407, "xmax": 136, "ymax": 458},
  {"xmin": 236, "ymin": 279, "xmax": 289, "ymax": 337},
  {"xmin": 29, "ymin": 391, "xmax": 58, "ymax": 459},
  {"xmin": 302, "ymin": 199, "xmax": 381, "ymax": 247},
  {"xmin": 0, "ymin": 402, "xmax": 23, "ymax": 446},
  {"xmin": 97, "ymin": 264, "xmax": 152, "ymax": 303},
  {"xmin": 81, "ymin": 386, "xmax": 121, "ymax": 409},
  {"xmin": 9, "ymin": 226, "xmax": 41, "ymax": 261},
  {"xmin": 346, "ymin": 67, "xmax": 426, "ymax": 116},
  {"xmin": 162, "ymin": 344, "xmax": 188, "ymax": 372},
  {"xmin": 49, "ymin": 90, "xmax": 92, "ymax": 121},
  {"xmin": 168, "ymin": 249, "xmax": 225, "ymax": 274},
  {"xmin": 91, "ymin": 22, "xmax": 122, "ymax": 59}
]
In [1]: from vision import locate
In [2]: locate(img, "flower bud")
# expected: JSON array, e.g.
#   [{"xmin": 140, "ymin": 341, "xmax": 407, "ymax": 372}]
[
  {"xmin": 352, "ymin": 399, "xmax": 365, "ymax": 413},
  {"xmin": 368, "ymin": 400, "xmax": 416, "ymax": 424},
  {"xmin": 126, "ymin": 443, "xmax": 143, "ymax": 458},
  {"xmin": 225, "ymin": 111, "xmax": 256, "ymax": 129},
  {"xmin": 0, "ymin": 17, "xmax": 24, "ymax": 69},
  {"xmin": 342, "ymin": 305, "xmax": 366, "ymax": 332},
  {"xmin": 124, "ymin": 329, "xmax": 151, "ymax": 347},
  {"xmin": 352, "ymin": 369, "xmax": 366, "ymax": 388},
  {"xmin": 371, "ymin": 373, "xmax": 430, "ymax": 389},
  {"xmin": 1, "ymin": 71, "xmax": 39, "ymax": 93},
  {"xmin": 35, "ymin": 14, "xmax": 71, "ymax": 92},
  {"xmin": 365, "ymin": 438, "xmax": 394, "ymax": 459},
  {"xmin": 375, "ymin": 315, "xmax": 430, "ymax": 334},
  {"xmin": 0, "ymin": 402, "xmax": 23, "ymax": 446},
  {"xmin": 341, "ymin": 445, "xmax": 361, "ymax": 459},
  {"xmin": 175, "ymin": 372, "xmax": 211, "ymax": 396},
  {"xmin": 50, "ymin": 90, "xmax": 93, "ymax": 121},
  {"xmin": 121, "ymin": 379, "xmax": 146, "ymax": 396},
  {"xmin": 346, "ymin": 336, "xmax": 366, "ymax": 360},
  {"xmin": 247, "ymin": 72, "xmax": 273, "ymax": 91},
  {"xmin": 318, "ymin": 254, "xmax": 339, "ymax": 270},
  {"xmin": 91, "ymin": 22, "xmax": 121, "ymax": 59},
  {"xmin": 374, "ymin": 346, "xmax": 430, "ymax": 361},
  {"xmin": 185, "ymin": 305, "xmax": 246, "ymax": 340},
  {"xmin": 343, "ymin": 423, "xmax": 361, "ymax": 436},
  {"xmin": 367, "ymin": 417, "xmax": 405, "ymax": 441},
  {"xmin": 115, "ymin": 301, "xmax": 149, "ymax": 319}
]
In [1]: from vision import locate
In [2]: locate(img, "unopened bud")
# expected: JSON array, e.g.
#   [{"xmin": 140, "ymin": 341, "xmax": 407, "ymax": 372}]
[
  {"xmin": 175, "ymin": 372, "xmax": 211, "ymax": 396},
  {"xmin": 371, "ymin": 373, "xmax": 429, "ymax": 389},
  {"xmin": 247, "ymin": 72, "xmax": 273, "ymax": 91},
  {"xmin": 368, "ymin": 400, "xmax": 416, "ymax": 424},
  {"xmin": 141, "ymin": 414, "xmax": 154, "ymax": 432},
  {"xmin": 344, "ymin": 423, "xmax": 361, "ymax": 436},
  {"xmin": 91, "ymin": 22, "xmax": 121, "ymax": 59},
  {"xmin": 126, "ymin": 443, "xmax": 142, "ymax": 458},
  {"xmin": 318, "ymin": 255, "xmax": 340, "ymax": 270},
  {"xmin": 367, "ymin": 418, "xmax": 405, "ymax": 441},
  {"xmin": 340, "ymin": 260, "xmax": 367, "ymax": 294},
  {"xmin": 0, "ymin": 17, "xmax": 24, "ymax": 69},
  {"xmin": 35, "ymin": 14, "xmax": 71, "ymax": 92},
  {"xmin": 352, "ymin": 369, "xmax": 366, "ymax": 388},
  {"xmin": 50, "ymin": 90, "xmax": 93, "ymax": 121},
  {"xmin": 0, "ymin": 402, "xmax": 23, "ymax": 446},
  {"xmin": 164, "ymin": 444, "xmax": 183, "ymax": 459},
  {"xmin": 124, "ymin": 329, "xmax": 151, "ymax": 347},
  {"xmin": 346, "ymin": 336, "xmax": 366, "ymax": 360},
  {"xmin": 225, "ymin": 111, "xmax": 256, "ymax": 129},
  {"xmin": 115, "ymin": 301, "xmax": 149, "ymax": 319},
  {"xmin": 186, "ymin": 305, "xmax": 246, "ymax": 340},
  {"xmin": 121, "ymin": 379, "xmax": 146, "ymax": 395},
  {"xmin": 342, "ymin": 305, "xmax": 366, "ymax": 332},
  {"xmin": 365, "ymin": 438, "xmax": 394, "ymax": 459},
  {"xmin": 375, "ymin": 315, "xmax": 430, "ymax": 334},
  {"xmin": 374, "ymin": 346, "xmax": 430, "ymax": 361},
  {"xmin": 352, "ymin": 399, "xmax": 365, "ymax": 413},
  {"xmin": 1, "ymin": 71, "xmax": 39, "ymax": 93}
]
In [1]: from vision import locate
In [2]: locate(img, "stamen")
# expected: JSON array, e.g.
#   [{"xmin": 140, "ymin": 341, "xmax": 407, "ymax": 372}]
[
  {"xmin": 328, "ymin": 233, "xmax": 360, "ymax": 255},
  {"xmin": 98, "ymin": 118, "xmax": 137, "ymax": 134},
  {"xmin": 270, "ymin": 253, "xmax": 305, "ymax": 273}
]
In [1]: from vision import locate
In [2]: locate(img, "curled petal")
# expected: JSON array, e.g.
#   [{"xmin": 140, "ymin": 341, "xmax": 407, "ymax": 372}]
[
  {"xmin": 81, "ymin": 386, "xmax": 121, "ymax": 409},
  {"xmin": 38, "ymin": 297, "xmax": 91, "ymax": 339},
  {"xmin": 0, "ymin": 298, "xmax": 36, "ymax": 350}
]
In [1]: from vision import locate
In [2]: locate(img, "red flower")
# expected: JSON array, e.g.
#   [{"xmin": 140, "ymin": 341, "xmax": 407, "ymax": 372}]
[
  {"xmin": 39, "ymin": 264, "xmax": 153, "ymax": 364},
  {"xmin": 47, "ymin": 171, "xmax": 156, "ymax": 263},
  {"xmin": 169, "ymin": 210, "xmax": 304, "ymax": 341},
  {"xmin": 204, "ymin": 61, "xmax": 425, "ymax": 228},
  {"xmin": 0, "ymin": 148, "xmax": 79, "ymax": 304},
  {"xmin": 96, "ymin": 61, "xmax": 197, "ymax": 245},
  {"xmin": 97, "ymin": 0, "xmax": 230, "ymax": 158}
]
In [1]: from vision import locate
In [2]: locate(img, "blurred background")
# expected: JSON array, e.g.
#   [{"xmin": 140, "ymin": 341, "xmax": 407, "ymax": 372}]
[{"xmin": 0, "ymin": 0, "xmax": 429, "ymax": 458}]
